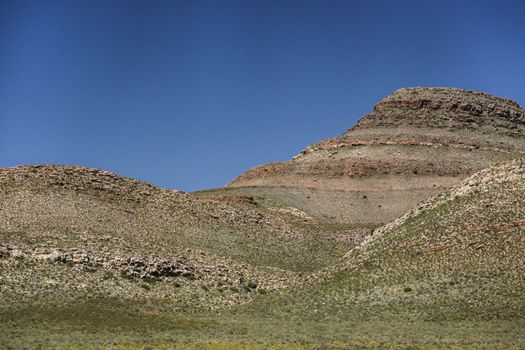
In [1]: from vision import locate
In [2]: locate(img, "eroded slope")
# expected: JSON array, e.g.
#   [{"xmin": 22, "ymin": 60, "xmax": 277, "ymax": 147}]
[
  {"xmin": 229, "ymin": 88, "xmax": 525, "ymax": 224},
  {"xmin": 249, "ymin": 159, "xmax": 525, "ymax": 323}
]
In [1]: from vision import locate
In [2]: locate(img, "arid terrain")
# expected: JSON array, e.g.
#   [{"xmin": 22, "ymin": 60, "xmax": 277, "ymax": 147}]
[
  {"xmin": 227, "ymin": 88, "xmax": 525, "ymax": 224},
  {"xmin": 1, "ymin": 87, "xmax": 524, "ymax": 349}
]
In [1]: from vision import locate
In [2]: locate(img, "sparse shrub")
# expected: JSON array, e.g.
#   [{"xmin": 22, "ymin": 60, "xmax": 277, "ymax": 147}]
[
  {"xmin": 247, "ymin": 281, "xmax": 258, "ymax": 289},
  {"xmin": 404, "ymin": 287, "xmax": 413, "ymax": 293},
  {"xmin": 84, "ymin": 265, "xmax": 97, "ymax": 273},
  {"xmin": 143, "ymin": 276, "xmax": 161, "ymax": 284},
  {"xmin": 185, "ymin": 273, "xmax": 197, "ymax": 281},
  {"xmin": 120, "ymin": 270, "xmax": 135, "ymax": 280}
]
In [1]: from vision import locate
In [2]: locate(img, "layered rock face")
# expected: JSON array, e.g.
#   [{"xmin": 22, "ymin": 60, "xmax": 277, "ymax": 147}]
[{"xmin": 228, "ymin": 88, "xmax": 525, "ymax": 224}]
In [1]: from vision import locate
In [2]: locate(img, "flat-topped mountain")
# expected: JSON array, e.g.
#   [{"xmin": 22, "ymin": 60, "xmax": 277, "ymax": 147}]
[{"xmin": 228, "ymin": 88, "xmax": 525, "ymax": 224}]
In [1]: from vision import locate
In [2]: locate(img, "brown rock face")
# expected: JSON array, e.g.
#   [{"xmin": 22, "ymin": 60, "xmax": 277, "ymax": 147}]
[
  {"xmin": 355, "ymin": 87, "xmax": 524, "ymax": 131},
  {"xmin": 228, "ymin": 87, "xmax": 525, "ymax": 224}
]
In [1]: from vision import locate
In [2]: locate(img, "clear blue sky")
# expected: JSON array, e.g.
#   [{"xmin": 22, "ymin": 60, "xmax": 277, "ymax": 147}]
[{"xmin": 1, "ymin": 0, "xmax": 524, "ymax": 191}]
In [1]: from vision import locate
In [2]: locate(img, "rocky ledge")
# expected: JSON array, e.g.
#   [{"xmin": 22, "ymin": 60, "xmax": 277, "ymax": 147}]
[{"xmin": 352, "ymin": 87, "xmax": 524, "ymax": 131}]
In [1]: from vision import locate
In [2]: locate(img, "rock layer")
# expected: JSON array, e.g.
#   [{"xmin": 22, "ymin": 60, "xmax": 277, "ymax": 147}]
[{"xmin": 228, "ymin": 88, "xmax": 525, "ymax": 224}]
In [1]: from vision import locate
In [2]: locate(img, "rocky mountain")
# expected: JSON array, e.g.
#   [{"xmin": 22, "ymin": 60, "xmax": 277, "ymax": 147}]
[
  {"xmin": 1, "ymin": 88, "xmax": 524, "ymax": 349},
  {"xmin": 228, "ymin": 88, "xmax": 525, "ymax": 224}
]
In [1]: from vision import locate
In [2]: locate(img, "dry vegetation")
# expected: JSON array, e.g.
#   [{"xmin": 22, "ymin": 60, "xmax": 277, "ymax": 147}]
[
  {"xmin": 236, "ymin": 160, "xmax": 525, "ymax": 347},
  {"xmin": 1, "ymin": 88, "xmax": 525, "ymax": 349}
]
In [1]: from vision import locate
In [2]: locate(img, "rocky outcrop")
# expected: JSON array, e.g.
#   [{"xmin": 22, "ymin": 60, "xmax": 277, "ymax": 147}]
[
  {"xmin": 228, "ymin": 88, "xmax": 525, "ymax": 224},
  {"xmin": 0, "ymin": 245, "xmax": 197, "ymax": 279},
  {"xmin": 354, "ymin": 87, "xmax": 524, "ymax": 131}
]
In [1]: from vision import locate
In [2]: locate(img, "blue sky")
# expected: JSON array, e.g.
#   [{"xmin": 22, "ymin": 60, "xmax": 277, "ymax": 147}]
[{"xmin": 1, "ymin": 0, "xmax": 524, "ymax": 191}]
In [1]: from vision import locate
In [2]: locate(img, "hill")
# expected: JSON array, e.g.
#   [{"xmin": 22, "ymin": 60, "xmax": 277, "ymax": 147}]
[
  {"xmin": 2, "ymin": 88, "xmax": 525, "ymax": 349},
  {"xmin": 0, "ymin": 164, "xmax": 350, "ymax": 315},
  {"xmin": 3, "ymin": 160, "xmax": 523, "ymax": 349},
  {"xmin": 238, "ymin": 159, "xmax": 525, "ymax": 348},
  {"xmin": 227, "ymin": 88, "xmax": 525, "ymax": 225}
]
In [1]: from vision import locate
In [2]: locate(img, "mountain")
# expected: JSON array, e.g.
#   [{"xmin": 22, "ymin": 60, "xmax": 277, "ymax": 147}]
[
  {"xmin": 1, "ymin": 88, "xmax": 525, "ymax": 349},
  {"xmin": 228, "ymin": 88, "xmax": 525, "ymax": 224}
]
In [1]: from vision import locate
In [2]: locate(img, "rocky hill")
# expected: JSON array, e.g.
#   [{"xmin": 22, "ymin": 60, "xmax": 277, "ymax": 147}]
[
  {"xmin": 2, "ymin": 88, "xmax": 525, "ymax": 349},
  {"xmin": 0, "ymin": 165, "xmax": 351, "ymax": 315},
  {"xmin": 241, "ymin": 159, "xmax": 525, "ymax": 347},
  {"xmin": 228, "ymin": 88, "xmax": 525, "ymax": 224}
]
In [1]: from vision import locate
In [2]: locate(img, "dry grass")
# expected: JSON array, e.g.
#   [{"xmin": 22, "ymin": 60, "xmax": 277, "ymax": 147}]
[{"xmin": 1, "ymin": 159, "xmax": 525, "ymax": 348}]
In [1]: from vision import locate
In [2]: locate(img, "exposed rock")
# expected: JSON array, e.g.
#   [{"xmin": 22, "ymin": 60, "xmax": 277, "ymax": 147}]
[
  {"xmin": 228, "ymin": 87, "xmax": 525, "ymax": 224},
  {"xmin": 354, "ymin": 87, "xmax": 524, "ymax": 132}
]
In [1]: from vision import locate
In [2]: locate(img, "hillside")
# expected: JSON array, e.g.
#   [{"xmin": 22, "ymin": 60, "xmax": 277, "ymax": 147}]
[
  {"xmin": 228, "ymin": 88, "xmax": 525, "ymax": 224},
  {"xmin": 2, "ymin": 160, "xmax": 524, "ymax": 349},
  {"xmin": 0, "ymin": 165, "xmax": 351, "ymax": 315},
  {"xmin": 1, "ymin": 88, "xmax": 525, "ymax": 349},
  {"xmin": 239, "ymin": 159, "xmax": 525, "ymax": 347}
]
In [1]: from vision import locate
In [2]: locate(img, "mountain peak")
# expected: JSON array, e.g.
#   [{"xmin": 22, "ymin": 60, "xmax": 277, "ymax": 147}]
[
  {"xmin": 228, "ymin": 87, "xmax": 525, "ymax": 224},
  {"xmin": 353, "ymin": 87, "xmax": 524, "ymax": 131}
]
